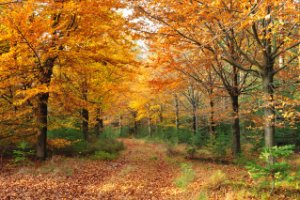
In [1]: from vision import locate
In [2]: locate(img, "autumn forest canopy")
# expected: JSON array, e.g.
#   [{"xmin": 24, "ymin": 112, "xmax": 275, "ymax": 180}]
[{"xmin": 0, "ymin": 0, "xmax": 299, "ymax": 199}]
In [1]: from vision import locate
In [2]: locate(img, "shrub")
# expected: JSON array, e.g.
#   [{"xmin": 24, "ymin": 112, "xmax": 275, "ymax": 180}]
[
  {"xmin": 206, "ymin": 170, "xmax": 227, "ymax": 190},
  {"xmin": 166, "ymin": 141, "xmax": 179, "ymax": 157},
  {"xmin": 48, "ymin": 128, "xmax": 83, "ymax": 140},
  {"xmin": 48, "ymin": 138, "xmax": 72, "ymax": 149},
  {"xmin": 191, "ymin": 131, "xmax": 207, "ymax": 147},
  {"xmin": 51, "ymin": 140, "xmax": 88, "ymax": 156},
  {"xmin": 185, "ymin": 146, "xmax": 197, "ymax": 159},
  {"xmin": 100, "ymin": 126, "xmax": 120, "ymax": 140},
  {"xmin": 233, "ymin": 154, "xmax": 250, "ymax": 166},
  {"xmin": 246, "ymin": 145, "xmax": 294, "ymax": 193},
  {"xmin": 163, "ymin": 127, "xmax": 178, "ymax": 145},
  {"xmin": 90, "ymin": 151, "xmax": 117, "ymax": 161},
  {"xmin": 119, "ymin": 126, "xmax": 130, "ymax": 138},
  {"xmin": 13, "ymin": 141, "xmax": 34, "ymax": 164},
  {"xmin": 177, "ymin": 128, "xmax": 193, "ymax": 144},
  {"xmin": 150, "ymin": 155, "xmax": 158, "ymax": 161},
  {"xmin": 197, "ymin": 190, "xmax": 208, "ymax": 200},
  {"xmin": 92, "ymin": 139, "xmax": 125, "ymax": 154},
  {"xmin": 207, "ymin": 132, "xmax": 230, "ymax": 158},
  {"xmin": 51, "ymin": 138, "xmax": 125, "ymax": 157},
  {"xmin": 174, "ymin": 163, "xmax": 196, "ymax": 188}
]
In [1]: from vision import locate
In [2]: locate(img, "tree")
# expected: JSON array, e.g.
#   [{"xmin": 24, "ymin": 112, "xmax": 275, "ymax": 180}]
[
  {"xmin": 0, "ymin": 0, "xmax": 136, "ymax": 159},
  {"xmin": 130, "ymin": 0, "xmax": 299, "ymax": 154}
]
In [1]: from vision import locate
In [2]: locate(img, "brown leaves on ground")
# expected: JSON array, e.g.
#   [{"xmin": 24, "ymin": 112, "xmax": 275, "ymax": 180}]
[
  {"xmin": 0, "ymin": 139, "xmax": 181, "ymax": 200},
  {"xmin": 1, "ymin": 139, "xmax": 294, "ymax": 200}
]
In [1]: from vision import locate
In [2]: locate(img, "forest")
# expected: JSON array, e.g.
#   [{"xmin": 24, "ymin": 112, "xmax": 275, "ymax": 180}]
[{"xmin": 0, "ymin": 0, "xmax": 299, "ymax": 199}]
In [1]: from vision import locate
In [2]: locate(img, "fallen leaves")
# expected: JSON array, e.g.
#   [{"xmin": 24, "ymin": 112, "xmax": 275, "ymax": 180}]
[
  {"xmin": 0, "ymin": 139, "xmax": 284, "ymax": 200},
  {"xmin": 0, "ymin": 139, "xmax": 179, "ymax": 200}
]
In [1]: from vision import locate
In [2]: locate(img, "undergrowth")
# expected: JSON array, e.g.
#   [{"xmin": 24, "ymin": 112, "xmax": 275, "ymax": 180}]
[{"xmin": 174, "ymin": 163, "xmax": 196, "ymax": 188}]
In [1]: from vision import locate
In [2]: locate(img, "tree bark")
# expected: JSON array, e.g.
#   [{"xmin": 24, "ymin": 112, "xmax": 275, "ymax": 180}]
[
  {"xmin": 36, "ymin": 93, "xmax": 49, "ymax": 160},
  {"xmin": 134, "ymin": 120, "xmax": 138, "ymax": 135},
  {"xmin": 174, "ymin": 94, "xmax": 180, "ymax": 130},
  {"xmin": 208, "ymin": 96, "xmax": 215, "ymax": 136},
  {"xmin": 82, "ymin": 79, "xmax": 89, "ymax": 140},
  {"xmin": 148, "ymin": 116, "xmax": 152, "ymax": 136},
  {"xmin": 262, "ymin": 72, "xmax": 275, "ymax": 148},
  {"xmin": 262, "ymin": 5, "xmax": 276, "ymax": 149},
  {"xmin": 159, "ymin": 104, "xmax": 163, "ymax": 123},
  {"xmin": 82, "ymin": 108, "xmax": 89, "ymax": 141},
  {"xmin": 95, "ymin": 118, "xmax": 103, "ymax": 137},
  {"xmin": 36, "ymin": 56, "xmax": 57, "ymax": 160},
  {"xmin": 231, "ymin": 65, "xmax": 241, "ymax": 156},
  {"xmin": 192, "ymin": 102, "xmax": 198, "ymax": 135},
  {"xmin": 95, "ymin": 108, "xmax": 103, "ymax": 137},
  {"xmin": 231, "ymin": 94, "xmax": 241, "ymax": 156},
  {"xmin": 131, "ymin": 111, "xmax": 138, "ymax": 135},
  {"xmin": 119, "ymin": 115, "xmax": 123, "ymax": 135}
]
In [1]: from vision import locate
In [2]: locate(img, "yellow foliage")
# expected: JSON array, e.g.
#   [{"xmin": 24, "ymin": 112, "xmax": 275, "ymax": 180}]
[{"xmin": 48, "ymin": 138, "xmax": 72, "ymax": 149}]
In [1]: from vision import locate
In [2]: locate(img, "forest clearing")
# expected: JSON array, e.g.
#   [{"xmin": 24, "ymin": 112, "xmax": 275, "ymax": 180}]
[{"xmin": 0, "ymin": 0, "xmax": 299, "ymax": 199}]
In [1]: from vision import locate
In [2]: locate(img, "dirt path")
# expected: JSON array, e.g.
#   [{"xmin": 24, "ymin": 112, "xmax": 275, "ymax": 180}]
[
  {"xmin": 96, "ymin": 139, "xmax": 182, "ymax": 200},
  {"xmin": 0, "ymin": 139, "xmax": 184, "ymax": 200}
]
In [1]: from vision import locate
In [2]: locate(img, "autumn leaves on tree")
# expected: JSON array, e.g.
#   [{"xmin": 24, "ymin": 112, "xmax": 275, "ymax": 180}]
[
  {"xmin": 0, "ymin": 0, "xmax": 299, "ymax": 161},
  {"xmin": 0, "ymin": 0, "xmax": 137, "ymax": 159},
  {"xmin": 129, "ymin": 0, "xmax": 299, "ymax": 156}
]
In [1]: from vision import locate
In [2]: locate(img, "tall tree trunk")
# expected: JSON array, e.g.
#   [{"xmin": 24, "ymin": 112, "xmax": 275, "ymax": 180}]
[
  {"xmin": 263, "ymin": 5, "xmax": 275, "ymax": 149},
  {"xmin": 95, "ymin": 108, "xmax": 103, "ymax": 137},
  {"xmin": 192, "ymin": 102, "xmax": 197, "ymax": 135},
  {"xmin": 36, "ymin": 56, "xmax": 57, "ymax": 160},
  {"xmin": 148, "ymin": 115, "xmax": 152, "ymax": 136},
  {"xmin": 119, "ymin": 115, "xmax": 123, "ymax": 135},
  {"xmin": 174, "ymin": 94, "xmax": 180, "ymax": 130},
  {"xmin": 209, "ymin": 96, "xmax": 215, "ymax": 136},
  {"xmin": 95, "ymin": 118, "xmax": 104, "ymax": 137},
  {"xmin": 262, "ymin": 71, "xmax": 275, "ymax": 148},
  {"xmin": 159, "ymin": 104, "xmax": 163, "ymax": 123},
  {"xmin": 82, "ymin": 108, "xmax": 89, "ymax": 140},
  {"xmin": 131, "ymin": 111, "xmax": 138, "ymax": 135},
  {"xmin": 36, "ymin": 93, "xmax": 49, "ymax": 160},
  {"xmin": 82, "ymin": 79, "xmax": 88, "ymax": 140},
  {"xmin": 231, "ymin": 94, "xmax": 241, "ymax": 156},
  {"xmin": 231, "ymin": 65, "xmax": 241, "ymax": 156},
  {"xmin": 134, "ymin": 120, "xmax": 138, "ymax": 135}
]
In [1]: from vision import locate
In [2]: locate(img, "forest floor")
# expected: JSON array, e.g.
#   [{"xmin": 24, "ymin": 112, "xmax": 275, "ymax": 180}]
[{"xmin": 0, "ymin": 139, "xmax": 298, "ymax": 200}]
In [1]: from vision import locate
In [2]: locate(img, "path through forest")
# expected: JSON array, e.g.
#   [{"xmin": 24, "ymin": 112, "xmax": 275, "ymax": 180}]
[{"xmin": 0, "ymin": 139, "xmax": 247, "ymax": 200}]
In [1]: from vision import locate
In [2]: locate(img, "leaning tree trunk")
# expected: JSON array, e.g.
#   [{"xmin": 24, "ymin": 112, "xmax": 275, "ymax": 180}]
[
  {"xmin": 36, "ymin": 93, "xmax": 49, "ymax": 160},
  {"xmin": 231, "ymin": 94, "xmax": 241, "ymax": 156}
]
